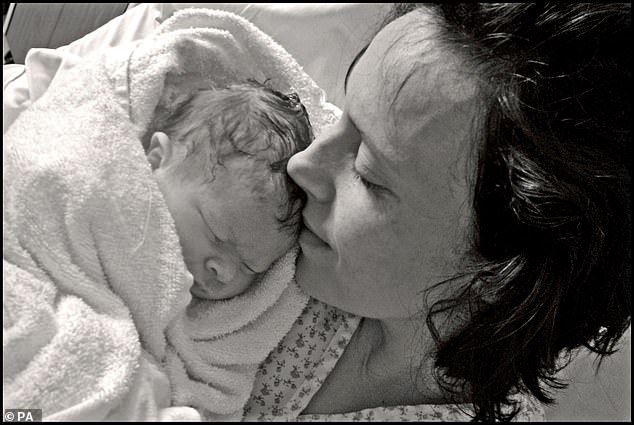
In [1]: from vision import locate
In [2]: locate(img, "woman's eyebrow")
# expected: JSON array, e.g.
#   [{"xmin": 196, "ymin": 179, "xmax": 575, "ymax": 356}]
[
  {"xmin": 344, "ymin": 44, "xmax": 369, "ymax": 94},
  {"xmin": 348, "ymin": 111, "xmax": 380, "ymax": 159},
  {"xmin": 348, "ymin": 110, "xmax": 401, "ymax": 184}
]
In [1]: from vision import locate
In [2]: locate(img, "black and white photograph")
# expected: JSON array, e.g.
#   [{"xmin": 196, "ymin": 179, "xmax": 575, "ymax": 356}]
[{"xmin": 3, "ymin": 3, "xmax": 631, "ymax": 422}]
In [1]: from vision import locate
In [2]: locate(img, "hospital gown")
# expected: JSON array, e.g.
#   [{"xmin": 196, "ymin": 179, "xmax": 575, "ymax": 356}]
[{"xmin": 243, "ymin": 298, "xmax": 545, "ymax": 421}]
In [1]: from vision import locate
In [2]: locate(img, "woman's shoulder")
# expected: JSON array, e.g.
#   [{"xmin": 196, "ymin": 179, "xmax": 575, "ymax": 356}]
[
  {"xmin": 295, "ymin": 392, "xmax": 545, "ymax": 422},
  {"xmin": 244, "ymin": 298, "xmax": 545, "ymax": 422}
]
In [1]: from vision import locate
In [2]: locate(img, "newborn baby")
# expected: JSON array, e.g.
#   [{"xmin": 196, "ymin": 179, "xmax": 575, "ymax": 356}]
[
  {"xmin": 3, "ymin": 79, "xmax": 313, "ymax": 422},
  {"xmin": 144, "ymin": 80, "xmax": 313, "ymax": 300},
  {"xmin": 4, "ymin": 9, "xmax": 330, "ymax": 421}
]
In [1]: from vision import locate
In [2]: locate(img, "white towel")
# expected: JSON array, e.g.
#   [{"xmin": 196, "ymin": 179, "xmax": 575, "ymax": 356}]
[
  {"xmin": 3, "ymin": 28, "xmax": 196, "ymax": 421},
  {"xmin": 112, "ymin": 7, "xmax": 340, "ymax": 139},
  {"xmin": 4, "ymin": 7, "xmax": 339, "ymax": 421},
  {"xmin": 165, "ymin": 247, "xmax": 309, "ymax": 421}
]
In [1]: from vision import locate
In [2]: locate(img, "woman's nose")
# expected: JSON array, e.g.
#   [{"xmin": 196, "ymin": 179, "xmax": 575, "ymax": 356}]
[
  {"xmin": 205, "ymin": 255, "xmax": 238, "ymax": 284},
  {"xmin": 287, "ymin": 140, "xmax": 335, "ymax": 202}
]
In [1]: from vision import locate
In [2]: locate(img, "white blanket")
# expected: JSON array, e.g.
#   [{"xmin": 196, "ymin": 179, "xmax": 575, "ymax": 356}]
[{"xmin": 3, "ymin": 8, "xmax": 338, "ymax": 421}]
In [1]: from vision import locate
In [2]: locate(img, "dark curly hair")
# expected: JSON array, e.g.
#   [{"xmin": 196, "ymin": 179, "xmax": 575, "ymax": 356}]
[
  {"xmin": 379, "ymin": 3, "xmax": 631, "ymax": 421},
  {"xmin": 143, "ymin": 80, "xmax": 314, "ymax": 236}
]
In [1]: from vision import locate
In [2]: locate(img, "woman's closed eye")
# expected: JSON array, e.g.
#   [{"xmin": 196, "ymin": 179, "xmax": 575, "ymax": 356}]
[
  {"xmin": 350, "ymin": 135, "xmax": 393, "ymax": 197},
  {"xmin": 352, "ymin": 148, "xmax": 390, "ymax": 196},
  {"xmin": 353, "ymin": 166, "xmax": 386, "ymax": 193}
]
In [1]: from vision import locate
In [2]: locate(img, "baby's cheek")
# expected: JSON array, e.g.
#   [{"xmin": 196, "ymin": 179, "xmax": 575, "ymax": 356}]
[
  {"xmin": 226, "ymin": 272, "xmax": 257, "ymax": 298},
  {"xmin": 276, "ymin": 232, "xmax": 300, "ymax": 260}
]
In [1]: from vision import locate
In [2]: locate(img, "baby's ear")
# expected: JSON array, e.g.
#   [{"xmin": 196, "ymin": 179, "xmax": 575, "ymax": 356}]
[{"xmin": 146, "ymin": 132, "xmax": 173, "ymax": 170}]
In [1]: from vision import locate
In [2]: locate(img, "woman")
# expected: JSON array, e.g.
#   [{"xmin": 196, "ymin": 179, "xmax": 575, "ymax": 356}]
[{"xmin": 243, "ymin": 3, "xmax": 631, "ymax": 421}]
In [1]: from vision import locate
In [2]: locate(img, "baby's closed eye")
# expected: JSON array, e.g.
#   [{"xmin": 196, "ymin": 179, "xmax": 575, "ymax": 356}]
[{"xmin": 242, "ymin": 263, "xmax": 258, "ymax": 274}]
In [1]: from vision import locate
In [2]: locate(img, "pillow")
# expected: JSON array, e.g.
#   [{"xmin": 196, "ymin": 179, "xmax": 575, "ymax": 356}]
[
  {"xmin": 3, "ymin": 3, "xmax": 165, "ymax": 133},
  {"xmin": 3, "ymin": 3, "xmax": 390, "ymax": 133},
  {"xmin": 157, "ymin": 4, "xmax": 390, "ymax": 108}
]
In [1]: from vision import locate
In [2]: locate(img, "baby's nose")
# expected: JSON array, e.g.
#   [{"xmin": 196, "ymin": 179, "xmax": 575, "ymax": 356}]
[{"xmin": 205, "ymin": 256, "xmax": 238, "ymax": 284}]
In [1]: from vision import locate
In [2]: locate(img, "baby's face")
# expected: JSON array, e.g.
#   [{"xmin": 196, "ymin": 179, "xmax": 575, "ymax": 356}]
[{"xmin": 156, "ymin": 156, "xmax": 296, "ymax": 300}]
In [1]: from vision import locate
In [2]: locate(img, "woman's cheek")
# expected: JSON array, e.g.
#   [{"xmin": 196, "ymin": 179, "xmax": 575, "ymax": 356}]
[{"xmin": 333, "ymin": 186, "xmax": 394, "ymax": 268}]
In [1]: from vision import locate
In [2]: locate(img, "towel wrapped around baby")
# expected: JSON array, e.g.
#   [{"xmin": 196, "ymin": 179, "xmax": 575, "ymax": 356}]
[{"xmin": 3, "ymin": 8, "xmax": 339, "ymax": 421}]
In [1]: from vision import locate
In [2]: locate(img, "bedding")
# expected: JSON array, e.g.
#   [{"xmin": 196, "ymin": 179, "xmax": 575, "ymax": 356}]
[{"xmin": 2, "ymin": 3, "xmax": 390, "ymax": 134}]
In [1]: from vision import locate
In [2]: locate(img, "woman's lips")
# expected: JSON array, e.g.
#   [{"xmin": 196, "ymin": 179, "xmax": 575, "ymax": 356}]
[{"xmin": 299, "ymin": 222, "xmax": 330, "ymax": 249}]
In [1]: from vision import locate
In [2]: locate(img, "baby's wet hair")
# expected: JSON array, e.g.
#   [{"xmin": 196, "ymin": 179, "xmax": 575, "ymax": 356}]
[{"xmin": 144, "ymin": 80, "xmax": 314, "ymax": 235}]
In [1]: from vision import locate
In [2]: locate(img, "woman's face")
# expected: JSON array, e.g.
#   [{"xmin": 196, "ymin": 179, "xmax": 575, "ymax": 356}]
[{"xmin": 287, "ymin": 9, "xmax": 479, "ymax": 319}]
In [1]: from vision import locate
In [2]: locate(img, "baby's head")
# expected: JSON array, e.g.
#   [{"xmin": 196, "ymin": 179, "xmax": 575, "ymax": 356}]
[{"xmin": 145, "ymin": 81, "xmax": 313, "ymax": 300}]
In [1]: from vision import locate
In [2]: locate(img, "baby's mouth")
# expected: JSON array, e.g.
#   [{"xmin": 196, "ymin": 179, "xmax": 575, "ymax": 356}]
[
  {"xmin": 190, "ymin": 278, "xmax": 255, "ymax": 301},
  {"xmin": 190, "ymin": 279, "xmax": 229, "ymax": 300},
  {"xmin": 190, "ymin": 281, "xmax": 212, "ymax": 299}
]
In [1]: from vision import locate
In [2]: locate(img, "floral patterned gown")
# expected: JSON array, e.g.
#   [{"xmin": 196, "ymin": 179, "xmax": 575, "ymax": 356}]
[{"xmin": 243, "ymin": 298, "xmax": 545, "ymax": 421}]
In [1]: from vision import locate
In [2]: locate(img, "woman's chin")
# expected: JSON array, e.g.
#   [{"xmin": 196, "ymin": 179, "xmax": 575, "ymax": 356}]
[{"xmin": 294, "ymin": 254, "xmax": 337, "ymax": 303}]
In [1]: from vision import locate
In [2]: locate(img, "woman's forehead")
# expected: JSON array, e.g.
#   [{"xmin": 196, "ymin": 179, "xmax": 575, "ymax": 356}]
[
  {"xmin": 356, "ymin": 11, "xmax": 474, "ymax": 102},
  {"xmin": 347, "ymin": 9, "xmax": 477, "ymax": 160}
]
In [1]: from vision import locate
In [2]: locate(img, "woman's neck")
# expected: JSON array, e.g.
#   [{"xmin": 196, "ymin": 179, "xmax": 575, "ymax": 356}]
[
  {"xmin": 301, "ymin": 314, "xmax": 459, "ymax": 415},
  {"xmin": 359, "ymin": 316, "xmax": 449, "ymax": 404}
]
